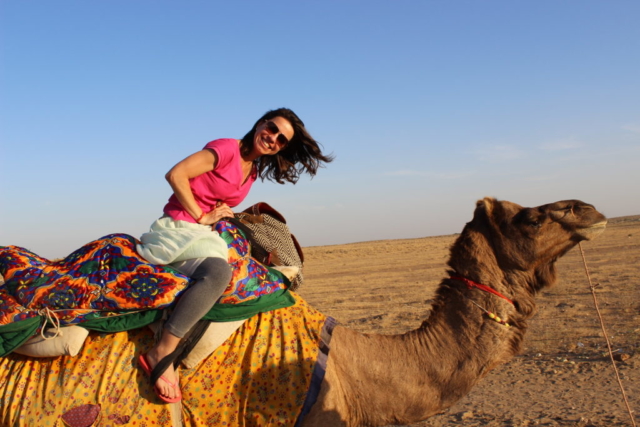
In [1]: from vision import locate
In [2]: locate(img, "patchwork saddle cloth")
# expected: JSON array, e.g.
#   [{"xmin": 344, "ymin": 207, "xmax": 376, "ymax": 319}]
[{"xmin": 0, "ymin": 220, "xmax": 294, "ymax": 356}]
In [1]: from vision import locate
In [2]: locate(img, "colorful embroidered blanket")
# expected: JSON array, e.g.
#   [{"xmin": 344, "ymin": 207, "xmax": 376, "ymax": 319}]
[
  {"xmin": 0, "ymin": 294, "xmax": 334, "ymax": 427},
  {"xmin": 0, "ymin": 220, "xmax": 293, "ymax": 355}
]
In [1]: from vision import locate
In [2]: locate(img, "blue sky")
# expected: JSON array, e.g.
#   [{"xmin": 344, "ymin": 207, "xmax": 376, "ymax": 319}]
[{"xmin": 1, "ymin": 1, "xmax": 639, "ymax": 259}]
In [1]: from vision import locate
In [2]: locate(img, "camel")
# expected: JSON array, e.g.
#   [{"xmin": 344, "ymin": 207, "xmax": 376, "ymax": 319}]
[
  {"xmin": 0, "ymin": 197, "xmax": 607, "ymax": 426},
  {"xmin": 301, "ymin": 197, "xmax": 607, "ymax": 427}
]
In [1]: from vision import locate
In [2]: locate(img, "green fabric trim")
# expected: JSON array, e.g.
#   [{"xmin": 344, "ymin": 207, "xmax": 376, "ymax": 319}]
[
  {"xmin": 80, "ymin": 310, "xmax": 164, "ymax": 333},
  {"xmin": 0, "ymin": 316, "xmax": 43, "ymax": 357},
  {"xmin": 203, "ymin": 266, "xmax": 295, "ymax": 322},
  {"xmin": 203, "ymin": 289, "xmax": 295, "ymax": 322}
]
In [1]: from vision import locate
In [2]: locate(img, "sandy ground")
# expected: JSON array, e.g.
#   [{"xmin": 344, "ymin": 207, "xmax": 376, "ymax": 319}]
[{"xmin": 297, "ymin": 215, "xmax": 640, "ymax": 426}]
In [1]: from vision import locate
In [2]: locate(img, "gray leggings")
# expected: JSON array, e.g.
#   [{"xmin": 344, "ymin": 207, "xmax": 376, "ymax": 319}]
[{"xmin": 164, "ymin": 257, "xmax": 232, "ymax": 338}]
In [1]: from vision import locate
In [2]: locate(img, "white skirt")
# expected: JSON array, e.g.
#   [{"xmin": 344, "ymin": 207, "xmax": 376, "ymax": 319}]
[{"xmin": 136, "ymin": 217, "xmax": 228, "ymax": 265}]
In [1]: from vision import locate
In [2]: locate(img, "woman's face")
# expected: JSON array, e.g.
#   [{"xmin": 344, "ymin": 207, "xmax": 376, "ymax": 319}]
[{"xmin": 252, "ymin": 116, "xmax": 294, "ymax": 157}]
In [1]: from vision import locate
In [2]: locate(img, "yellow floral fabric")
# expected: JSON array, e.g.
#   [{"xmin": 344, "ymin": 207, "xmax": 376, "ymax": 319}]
[{"xmin": 0, "ymin": 292, "xmax": 327, "ymax": 426}]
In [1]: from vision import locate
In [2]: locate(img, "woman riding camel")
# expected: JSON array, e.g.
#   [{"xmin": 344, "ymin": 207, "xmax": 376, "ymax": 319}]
[{"xmin": 137, "ymin": 108, "xmax": 333, "ymax": 402}]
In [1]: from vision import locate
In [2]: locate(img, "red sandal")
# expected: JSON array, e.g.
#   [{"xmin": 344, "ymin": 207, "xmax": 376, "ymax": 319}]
[{"xmin": 138, "ymin": 353, "xmax": 182, "ymax": 403}]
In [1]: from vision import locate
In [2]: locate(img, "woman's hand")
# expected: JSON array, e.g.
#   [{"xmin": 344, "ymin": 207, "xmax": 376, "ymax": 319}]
[{"xmin": 199, "ymin": 203, "xmax": 234, "ymax": 225}]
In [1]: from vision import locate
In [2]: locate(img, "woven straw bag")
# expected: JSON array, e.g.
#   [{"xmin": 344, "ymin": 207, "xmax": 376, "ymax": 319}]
[{"xmin": 234, "ymin": 202, "xmax": 304, "ymax": 290}]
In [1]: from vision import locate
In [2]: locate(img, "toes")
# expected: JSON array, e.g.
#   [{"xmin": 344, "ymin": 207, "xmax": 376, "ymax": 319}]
[
  {"xmin": 157, "ymin": 382, "xmax": 172, "ymax": 398},
  {"xmin": 157, "ymin": 378, "xmax": 177, "ymax": 399}
]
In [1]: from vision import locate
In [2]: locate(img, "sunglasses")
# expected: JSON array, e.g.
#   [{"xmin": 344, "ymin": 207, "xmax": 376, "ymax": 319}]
[{"xmin": 264, "ymin": 120, "xmax": 290, "ymax": 147}]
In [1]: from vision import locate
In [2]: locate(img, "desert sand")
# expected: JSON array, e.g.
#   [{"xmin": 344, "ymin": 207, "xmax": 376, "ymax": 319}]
[{"xmin": 297, "ymin": 215, "xmax": 639, "ymax": 426}]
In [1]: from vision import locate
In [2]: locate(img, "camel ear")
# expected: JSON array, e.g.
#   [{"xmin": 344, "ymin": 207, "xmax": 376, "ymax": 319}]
[{"xmin": 475, "ymin": 197, "xmax": 496, "ymax": 218}]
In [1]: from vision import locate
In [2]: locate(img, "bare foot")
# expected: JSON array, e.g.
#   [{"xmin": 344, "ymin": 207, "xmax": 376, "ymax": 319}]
[{"xmin": 145, "ymin": 346, "xmax": 179, "ymax": 400}]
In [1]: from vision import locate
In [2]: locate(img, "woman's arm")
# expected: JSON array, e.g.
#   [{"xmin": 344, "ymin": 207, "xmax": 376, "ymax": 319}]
[{"xmin": 165, "ymin": 149, "xmax": 234, "ymax": 225}]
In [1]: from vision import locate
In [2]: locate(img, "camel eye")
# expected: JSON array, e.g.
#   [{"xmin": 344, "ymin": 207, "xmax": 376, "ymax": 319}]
[
  {"xmin": 525, "ymin": 217, "xmax": 543, "ymax": 229},
  {"xmin": 515, "ymin": 209, "xmax": 546, "ymax": 230}
]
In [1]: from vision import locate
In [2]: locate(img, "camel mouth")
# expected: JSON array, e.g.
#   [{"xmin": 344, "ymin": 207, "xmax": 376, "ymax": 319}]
[{"xmin": 578, "ymin": 220, "xmax": 607, "ymax": 240}]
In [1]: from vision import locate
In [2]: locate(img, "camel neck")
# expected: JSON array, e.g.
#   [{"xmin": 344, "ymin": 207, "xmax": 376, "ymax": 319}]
[{"xmin": 319, "ymin": 281, "xmax": 526, "ymax": 426}]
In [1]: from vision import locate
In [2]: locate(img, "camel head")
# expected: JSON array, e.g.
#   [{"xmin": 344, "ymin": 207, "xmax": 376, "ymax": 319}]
[{"xmin": 448, "ymin": 198, "xmax": 607, "ymax": 296}]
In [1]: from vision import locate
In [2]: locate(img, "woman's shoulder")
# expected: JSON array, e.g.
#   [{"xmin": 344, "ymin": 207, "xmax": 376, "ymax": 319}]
[
  {"xmin": 203, "ymin": 139, "xmax": 241, "ymax": 169},
  {"xmin": 203, "ymin": 138, "xmax": 241, "ymax": 151}
]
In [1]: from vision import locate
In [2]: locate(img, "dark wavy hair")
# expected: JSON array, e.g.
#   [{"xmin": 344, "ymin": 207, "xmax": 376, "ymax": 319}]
[{"xmin": 240, "ymin": 108, "xmax": 334, "ymax": 184}]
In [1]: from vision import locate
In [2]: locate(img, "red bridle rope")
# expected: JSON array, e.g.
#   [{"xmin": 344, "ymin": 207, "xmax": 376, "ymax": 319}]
[{"xmin": 450, "ymin": 276, "xmax": 514, "ymax": 306}]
